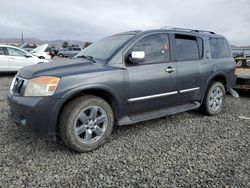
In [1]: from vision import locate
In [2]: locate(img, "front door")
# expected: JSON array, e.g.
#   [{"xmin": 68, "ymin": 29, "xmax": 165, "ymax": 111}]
[
  {"xmin": 6, "ymin": 47, "xmax": 32, "ymax": 71},
  {"xmin": 125, "ymin": 33, "xmax": 178, "ymax": 114}
]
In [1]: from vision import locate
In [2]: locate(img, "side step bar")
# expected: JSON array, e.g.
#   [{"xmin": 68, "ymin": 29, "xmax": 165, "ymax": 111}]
[{"xmin": 118, "ymin": 101, "xmax": 201, "ymax": 126}]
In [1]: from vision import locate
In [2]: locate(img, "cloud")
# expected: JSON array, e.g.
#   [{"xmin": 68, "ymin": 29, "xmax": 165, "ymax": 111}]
[{"xmin": 0, "ymin": 0, "xmax": 249, "ymax": 45}]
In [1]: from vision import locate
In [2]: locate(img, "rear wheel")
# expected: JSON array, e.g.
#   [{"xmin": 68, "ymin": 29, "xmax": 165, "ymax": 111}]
[
  {"xmin": 59, "ymin": 95, "xmax": 114, "ymax": 152},
  {"xmin": 201, "ymin": 82, "xmax": 225, "ymax": 115}
]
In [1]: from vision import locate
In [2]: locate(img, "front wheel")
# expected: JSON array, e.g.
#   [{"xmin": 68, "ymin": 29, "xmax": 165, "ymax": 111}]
[
  {"xmin": 59, "ymin": 95, "xmax": 114, "ymax": 152},
  {"xmin": 58, "ymin": 53, "xmax": 63, "ymax": 58},
  {"xmin": 201, "ymin": 82, "xmax": 226, "ymax": 115}
]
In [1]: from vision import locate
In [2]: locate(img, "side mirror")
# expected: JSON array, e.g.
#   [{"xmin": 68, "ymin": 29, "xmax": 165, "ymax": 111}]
[
  {"xmin": 25, "ymin": 54, "xmax": 32, "ymax": 58},
  {"xmin": 130, "ymin": 51, "xmax": 145, "ymax": 63}
]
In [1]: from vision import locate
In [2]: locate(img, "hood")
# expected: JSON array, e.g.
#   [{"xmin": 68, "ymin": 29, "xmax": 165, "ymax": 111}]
[
  {"xmin": 18, "ymin": 59, "xmax": 107, "ymax": 79},
  {"xmin": 31, "ymin": 44, "xmax": 48, "ymax": 56}
]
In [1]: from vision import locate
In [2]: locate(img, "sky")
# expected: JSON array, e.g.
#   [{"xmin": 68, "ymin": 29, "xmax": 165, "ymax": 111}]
[{"xmin": 0, "ymin": 0, "xmax": 249, "ymax": 46}]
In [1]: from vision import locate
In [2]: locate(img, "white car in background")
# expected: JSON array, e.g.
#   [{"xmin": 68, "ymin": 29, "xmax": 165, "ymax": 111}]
[
  {"xmin": 30, "ymin": 44, "xmax": 52, "ymax": 60},
  {"xmin": 0, "ymin": 45, "xmax": 49, "ymax": 72}
]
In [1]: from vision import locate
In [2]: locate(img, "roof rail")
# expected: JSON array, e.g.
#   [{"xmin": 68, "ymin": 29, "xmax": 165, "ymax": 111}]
[{"xmin": 161, "ymin": 26, "xmax": 215, "ymax": 34}]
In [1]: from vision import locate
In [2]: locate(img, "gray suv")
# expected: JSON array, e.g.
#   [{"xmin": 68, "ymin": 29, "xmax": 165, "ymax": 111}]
[
  {"xmin": 8, "ymin": 28, "xmax": 236, "ymax": 152},
  {"xmin": 58, "ymin": 47, "xmax": 81, "ymax": 57}
]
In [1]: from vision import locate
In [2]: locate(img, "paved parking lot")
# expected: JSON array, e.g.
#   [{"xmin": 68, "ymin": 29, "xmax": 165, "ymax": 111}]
[{"xmin": 0, "ymin": 74, "xmax": 249, "ymax": 187}]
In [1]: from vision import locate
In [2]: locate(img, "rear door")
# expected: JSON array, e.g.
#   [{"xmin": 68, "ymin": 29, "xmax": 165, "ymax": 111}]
[
  {"xmin": 125, "ymin": 33, "xmax": 178, "ymax": 114},
  {"xmin": 0, "ymin": 47, "xmax": 9, "ymax": 71},
  {"xmin": 174, "ymin": 34, "xmax": 204, "ymax": 104}
]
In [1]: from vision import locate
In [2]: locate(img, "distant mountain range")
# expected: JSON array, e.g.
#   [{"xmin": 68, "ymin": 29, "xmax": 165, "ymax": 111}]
[{"xmin": 0, "ymin": 38, "xmax": 87, "ymax": 47}]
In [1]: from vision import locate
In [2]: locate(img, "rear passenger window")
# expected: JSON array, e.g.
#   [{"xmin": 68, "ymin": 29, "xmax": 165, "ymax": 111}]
[
  {"xmin": 209, "ymin": 38, "xmax": 231, "ymax": 58},
  {"xmin": 175, "ymin": 34, "xmax": 202, "ymax": 61}
]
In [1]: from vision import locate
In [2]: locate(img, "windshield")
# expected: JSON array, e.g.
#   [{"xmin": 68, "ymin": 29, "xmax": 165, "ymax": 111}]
[{"xmin": 77, "ymin": 34, "xmax": 135, "ymax": 60}]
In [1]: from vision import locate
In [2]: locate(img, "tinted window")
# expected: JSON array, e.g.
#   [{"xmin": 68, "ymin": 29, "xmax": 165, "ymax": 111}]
[
  {"xmin": 45, "ymin": 48, "xmax": 51, "ymax": 52},
  {"xmin": 197, "ymin": 37, "xmax": 203, "ymax": 58},
  {"xmin": 175, "ymin": 34, "xmax": 201, "ymax": 61},
  {"xmin": 130, "ymin": 33, "xmax": 170, "ymax": 64},
  {"xmin": 0, "ymin": 47, "xmax": 4, "ymax": 55},
  {"xmin": 73, "ymin": 48, "xmax": 81, "ymax": 51},
  {"xmin": 210, "ymin": 38, "xmax": 231, "ymax": 58},
  {"xmin": 7, "ymin": 48, "xmax": 27, "ymax": 56}
]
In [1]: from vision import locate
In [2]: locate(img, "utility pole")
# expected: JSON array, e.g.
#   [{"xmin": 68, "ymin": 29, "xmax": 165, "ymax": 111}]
[{"xmin": 21, "ymin": 33, "xmax": 24, "ymax": 44}]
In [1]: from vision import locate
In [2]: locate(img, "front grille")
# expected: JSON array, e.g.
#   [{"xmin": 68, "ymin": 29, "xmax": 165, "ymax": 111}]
[{"xmin": 11, "ymin": 77, "xmax": 27, "ymax": 95}]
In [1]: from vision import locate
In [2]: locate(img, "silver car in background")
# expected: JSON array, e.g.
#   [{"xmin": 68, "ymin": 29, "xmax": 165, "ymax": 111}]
[{"xmin": 58, "ymin": 47, "xmax": 81, "ymax": 58}]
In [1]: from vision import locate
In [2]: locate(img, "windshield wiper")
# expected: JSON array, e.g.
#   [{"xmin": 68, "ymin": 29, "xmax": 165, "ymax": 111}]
[{"xmin": 77, "ymin": 55, "xmax": 96, "ymax": 63}]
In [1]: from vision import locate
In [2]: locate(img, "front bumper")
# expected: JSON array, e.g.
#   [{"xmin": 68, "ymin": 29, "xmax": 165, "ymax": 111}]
[{"xmin": 7, "ymin": 93, "xmax": 61, "ymax": 142}]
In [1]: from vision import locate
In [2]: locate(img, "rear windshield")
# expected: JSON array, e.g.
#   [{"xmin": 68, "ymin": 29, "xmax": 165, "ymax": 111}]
[{"xmin": 209, "ymin": 38, "xmax": 231, "ymax": 58}]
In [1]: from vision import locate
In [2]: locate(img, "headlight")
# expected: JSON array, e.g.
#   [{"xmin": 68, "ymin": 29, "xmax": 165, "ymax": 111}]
[{"xmin": 24, "ymin": 76, "xmax": 60, "ymax": 96}]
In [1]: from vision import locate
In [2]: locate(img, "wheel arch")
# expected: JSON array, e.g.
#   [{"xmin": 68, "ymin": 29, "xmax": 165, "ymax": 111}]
[
  {"xmin": 201, "ymin": 73, "xmax": 227, "ymax": 103},
  {"xmin": 207, "ymin": 73, "xmax": 227, "ymax": 88},
  {"xmin": 55, "ymin": 85, "xmax": 123, "ymax": 132}
]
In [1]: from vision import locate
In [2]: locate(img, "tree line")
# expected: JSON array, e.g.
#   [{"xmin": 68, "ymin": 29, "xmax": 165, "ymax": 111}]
[{"xmin": 62, "ymin": 41, "xmax": 92, "ymax": 48}]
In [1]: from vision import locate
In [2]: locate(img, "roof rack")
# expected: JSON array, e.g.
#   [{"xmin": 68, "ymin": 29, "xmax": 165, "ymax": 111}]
[{"xmin": 161, "ymin": 26, "xmax": 215, "ymax": 34}]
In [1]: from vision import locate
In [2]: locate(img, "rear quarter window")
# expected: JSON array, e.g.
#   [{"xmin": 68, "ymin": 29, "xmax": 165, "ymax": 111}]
[{"xmin": 209, "ymin": 38, "xmax": 231, "ymax": 58}]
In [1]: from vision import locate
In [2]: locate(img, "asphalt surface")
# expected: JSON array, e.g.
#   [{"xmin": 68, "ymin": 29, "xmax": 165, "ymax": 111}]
[{"xmin": 0, "ymin": 74, "xmax": 249, "ymax": 187}]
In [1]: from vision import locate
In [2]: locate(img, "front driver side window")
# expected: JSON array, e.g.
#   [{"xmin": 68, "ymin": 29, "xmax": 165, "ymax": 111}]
[
  {"xmin": 129, "ymin": 33, "xmax": 170, "ymax": 64},
  {"xmin": 7, "ymin": 48, "xmax": 27, "ymax": 56}
]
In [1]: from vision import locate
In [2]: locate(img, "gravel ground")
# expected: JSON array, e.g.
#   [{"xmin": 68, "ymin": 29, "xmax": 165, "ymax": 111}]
[{"xmin": 0, "ymin": 75, "xmax": 249, "ymax": 187}]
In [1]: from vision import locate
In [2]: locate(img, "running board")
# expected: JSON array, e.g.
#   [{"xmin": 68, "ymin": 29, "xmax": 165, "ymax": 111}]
[{"xmin": 118, "ymin": 101, "xmax": 201, "ymax": 126}]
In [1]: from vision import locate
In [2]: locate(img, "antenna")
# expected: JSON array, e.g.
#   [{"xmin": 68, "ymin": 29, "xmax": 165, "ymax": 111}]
[{"xmin": 21, "ymin": 32, "xmax": 24, "ymax": 44}]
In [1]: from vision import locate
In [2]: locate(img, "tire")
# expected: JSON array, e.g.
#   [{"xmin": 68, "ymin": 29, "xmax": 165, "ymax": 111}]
[
  {"xmin": 201, "ymin": 82, "xmax": 226, "ymax": 116},
  {"xmin": 59, "ymin": 95, "xmax": 114, "ymax": 152},
  {"xmin": 58, "ymin": 53, "xmax": 63, "ymax": 58}
]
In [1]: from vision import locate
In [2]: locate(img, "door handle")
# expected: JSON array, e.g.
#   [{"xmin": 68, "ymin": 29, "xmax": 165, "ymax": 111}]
[{"xmin": 165, "ymin": 66, "xmax": 176, "ymax": 73}]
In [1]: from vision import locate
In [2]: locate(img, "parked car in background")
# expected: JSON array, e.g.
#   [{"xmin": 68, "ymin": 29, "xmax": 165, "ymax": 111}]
[
  {"xmin": 235, "ymin": 58, "xmax": 250, "ymax": 90},
  {"xmin": 232, "ymin": 52, "xmax": 243, "ymax": 58},
  {"xmin": 58, "ymin": 47, "xmax": 81, "ymax": 57},
  {"xmin": 31, "ymin": 44, "xmax": 51, "ymax": 60},
  {"xmin": 8, "ymin": 28, "xmax": 237, "ymax": 152},
  {"xmin": 45, "ymin": 47, "xmax": 58, "ymax": 58},
  {"xmin": 0, "ymin": 45, "xmax": 48, "ymax": 72}
]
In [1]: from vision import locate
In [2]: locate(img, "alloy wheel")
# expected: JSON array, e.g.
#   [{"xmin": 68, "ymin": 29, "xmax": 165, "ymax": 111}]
[
  {"xmin": 209, "ymin": 86, "xmax": 223, "ymax": 112},
  {"xmin": 74, "ymin": 106, "xmax": 108, "ymax": 144}
]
